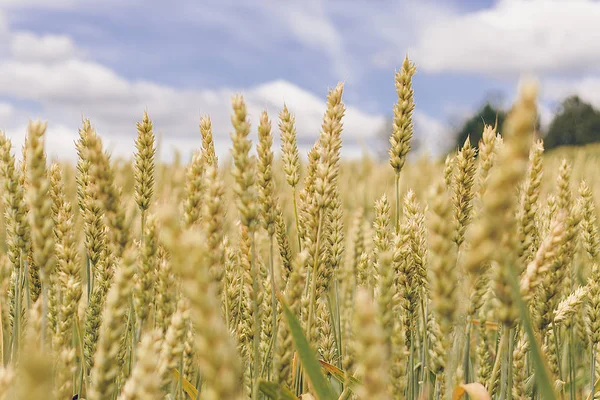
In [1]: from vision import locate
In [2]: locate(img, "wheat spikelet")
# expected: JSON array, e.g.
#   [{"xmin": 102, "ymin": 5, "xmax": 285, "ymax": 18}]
[
  {"xmin": 157, "ymin": 299, "xmax": 188, "ymax": 384},
  {"xmin": 182, "ymin": 150, "xmax": 204, "ymax": 227},
  {"xmin": 279, "ymin": 104, "xmax": 300, "ymax": 189},
  {"xmin": 517, "ymin": 140, "xmax": 544, "ymax": 265},
  {"xmin": 453, "ymin": 136, "xmax": 477, "ymax": 247},
  {"xmin": 89, "ymin": 248, "xmax": 137, "ymax": 400},
  {"xmin": 274, "ymin": 250, "xmax": 308, "ymax": 389},
  {"xmin": 257, "ymin": 110, "xmax": 277, "ymax": 236},
  {"xmin": 200, "ymin": 115, "xmax": 218, "ymax": 167},
  {"xmin": 134, "ymin": 111, "xmax": 156, "ymax": 213},
  {"xmin": 428, "ymin": 180, "xmax": 457, "ymax": 339},
  {"xmin": 118, "ymin": 330, "xmax": 163, "ymax": 400},
  {"xmin": 354, "ymin": 288, "xmax": 390, "ymax": 399},
  {"xmin": 134, "ymin": 214, "xmax": 158, "ymax": 330},
  {"xmin": 520, "ymin": 211, "xmax": 567, "ymax": 300},
  {"xmin": 389, "ymin": 55, "xmax": 417, "ymax": 176},
  {"xmin": 25, "ymin": 120, "xmax": 55, "ymax": 309},
  {"xmin": 580, "ymin": 180, "xmax": 599, "ymax": 262},
  {"xmin": 476, "ymin": 124, "xmax": 499, "ymax": 199},
  {"xmin": 50, "ymin": 163, "xmax": 81, "ymax": 400},
  {"xmin": 554, "ymin": 286, "xmax": 588, "ymax": 325},
  {"xmin": 202, "ymin": 164, "xmax": 227, "ymax": 291},
  {"xmin": 465, "ymin": 80, "xmax": 538, "ymax": 327}
]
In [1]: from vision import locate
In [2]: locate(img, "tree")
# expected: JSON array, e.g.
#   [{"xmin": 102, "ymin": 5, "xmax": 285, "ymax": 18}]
[
  {"xmin": 451, "ymin": 92, "xmax": 544, "ymax": 154},
  {"xmin": 452, "ymin": 102, "xmax": 507, "ymax": 152},
  {"xmin": 545, "ymin": 96, "xmax": 600, "ymax": 150}
]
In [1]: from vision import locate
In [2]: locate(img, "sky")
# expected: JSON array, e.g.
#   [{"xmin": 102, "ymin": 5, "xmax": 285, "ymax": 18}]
[{"xmin": 0, "ymin": 0, "xmax": 599, "ymax": 162}]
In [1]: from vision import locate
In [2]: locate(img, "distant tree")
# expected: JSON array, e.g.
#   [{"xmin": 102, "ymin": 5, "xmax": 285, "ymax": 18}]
[
  {"xmin": 545, "ymin": 96, "xmax": 600, "ymax": 150},
  {"xmin": 450, "ymin": 91, "xmax": 548, "ymax": 154},
  {"xmin": 453, "ymin": 102, "xmax": 507, "ymax": 151}
]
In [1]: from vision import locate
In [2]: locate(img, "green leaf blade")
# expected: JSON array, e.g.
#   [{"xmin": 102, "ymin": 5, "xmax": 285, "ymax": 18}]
[{"xmin": 281, "ymin": 302, "xmax": 337, "ymax": 400}]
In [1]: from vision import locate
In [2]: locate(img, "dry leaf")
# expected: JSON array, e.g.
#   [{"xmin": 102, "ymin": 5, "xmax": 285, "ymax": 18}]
[{"xmin": 452, "ymin": 383, "xmax": 491, "ymax": 400}]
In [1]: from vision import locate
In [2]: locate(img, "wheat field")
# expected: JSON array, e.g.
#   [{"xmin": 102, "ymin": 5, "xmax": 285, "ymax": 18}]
[{"xmin": 0, "ymin": 57, "xmax": 597, "ymax": 400}]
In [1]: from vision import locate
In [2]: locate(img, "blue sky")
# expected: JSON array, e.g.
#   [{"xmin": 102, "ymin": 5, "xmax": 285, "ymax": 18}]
[{"xmin": 0, "ymin": 0, "xmax": 599, "ymax": 161}]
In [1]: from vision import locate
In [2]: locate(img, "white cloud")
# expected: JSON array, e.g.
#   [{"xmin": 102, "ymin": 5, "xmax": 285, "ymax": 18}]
[
  {"xmin": 0, "ymin": 60, "xmax": 132, "ymax": 103},
  {"xmin": 0, "ymin": 102, "xmax": 15, "ymax": 120},
  {"xmin": 410, "ymin": 0, "xmax": 600, "ymax": 76},
  {"xmin": 173, "ymin": 0, "xmax": 353, "ymax": 81},
  {"xmin": 270, "ymin": 0, "xmax": 350, "ymax": 80},
  {"xmin": 544, "ymin": 77, "xmax": 600, "ymax": 108},
  {"xmin": 538, "ymin": 75, "xmax": 600, "ymax": 130},
  {"xmin": 537, "ymin": 101, "xmax": 555, "ymax": 130},
  {"xmin": 10, "ymin": 0, "xmax": 588, "ymax": 162},
  {"xmin": 250, "ymin": 80, "xmax": 384, "ymax": 139},
  {"xmin": 0, "ymin": 26, "xmax": 385, "ymax": 162},
  {"xmin": 10, "ymin": 32, "xmax": 82, "ymax": 62},
  {"xmin": 3, "ymin": 122, "xmax": 131, "ymax": 163},
  {"xmin": 363, "ymin": 1, "xmax": 455, "ymax": 70},
  {"xmin": 0, "ymin": 58, "xmax": 384, "ymax": 138},
  {"xmin": 414, "ymin": 111, "xmax": 450, "ymax": 157},
  {"xmin": 0, "ymin": 3, "xmax": 454, "ymax": 162}
]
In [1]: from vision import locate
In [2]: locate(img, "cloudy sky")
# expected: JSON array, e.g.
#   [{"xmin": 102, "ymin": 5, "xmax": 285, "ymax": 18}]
[{"xmin": 0, "ymin": 0, "xmax": 598, "ymax": 162}]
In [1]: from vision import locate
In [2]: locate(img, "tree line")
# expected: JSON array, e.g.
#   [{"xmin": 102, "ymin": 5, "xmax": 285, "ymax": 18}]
[
  {"xmin": 376, "ymin": 95, "xmax": 600, "ymax": 159},
  {"xmin": 453, "ymin": 95, "xmax": 600, "ymax": 152}
]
